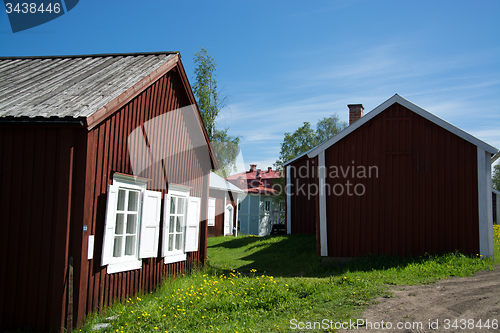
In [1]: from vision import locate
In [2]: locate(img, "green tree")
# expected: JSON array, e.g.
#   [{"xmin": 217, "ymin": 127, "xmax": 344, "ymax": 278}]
[
  {"xmin": 273, "ymin": 114, "xmax": 348, "ymax": 202},
  {"xmin": 275, "ymin": 114, "xmax": 347, "ymax": 172},
  {"xmin": 493, "ymin": 163, "xmax": 500, "ymax": 190},
  {"xmin": 193, "ymin": 47, "xmax": 240, "ymax": 178},
  {"xmin": 315, "ymin": 114, "xmax": 346, "ymax": 144}
]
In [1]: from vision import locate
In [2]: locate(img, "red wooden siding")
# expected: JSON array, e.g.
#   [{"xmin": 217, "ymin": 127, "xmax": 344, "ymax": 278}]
[
  {"xmin": 323, "ymin": 103, "xmax": 479, "ymax": 257},
  {"xmin": 208, "ymin": 190, "xmax": 225, "ymax": 237},
  {"xmin": 0, "ymin": 125, "xmax": 87, "ymax": 331},
  {"xmin": 75, "ymin": 67, "xmax": 211, "ymax": 328},
  {"xmin": 208, "ymin": 189, "xmax": 238, "ymax": 237},
  {"xmin": 288, "ymin": 155, "xmax": 318, "ymax": 235}
]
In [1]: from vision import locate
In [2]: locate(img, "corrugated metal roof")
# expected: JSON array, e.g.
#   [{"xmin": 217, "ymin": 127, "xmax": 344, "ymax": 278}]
[{"xmin": 0, "ymin": 52, "xmax": 177, "ymax": 119}]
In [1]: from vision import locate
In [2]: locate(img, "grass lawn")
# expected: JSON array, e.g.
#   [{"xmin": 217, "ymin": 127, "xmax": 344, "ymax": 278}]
[{"xmin": 79, "ymin": 225, "xmax": 499, "ymax": 332}]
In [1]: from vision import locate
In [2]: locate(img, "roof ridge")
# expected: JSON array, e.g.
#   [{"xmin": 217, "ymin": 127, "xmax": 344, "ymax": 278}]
[{"xmin": 0, "ymin": 51, "xmax": 179, "ymax": 60}]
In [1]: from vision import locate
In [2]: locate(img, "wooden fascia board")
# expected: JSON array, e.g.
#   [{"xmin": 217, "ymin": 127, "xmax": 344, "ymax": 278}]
[
  {"xmin": 307, "ymin": 94, "xmax": 498, "ymax": 158},
  {"xmin": 86, "ymin": 54, "xmax": 180, "ymax": 130},
  {"xmin": 176, "ymin": 57, "xmax": 220, "ymax": 171},
  {"xmin": 283, "ymin": 149, "xmax": 314, "ymax": 166}
]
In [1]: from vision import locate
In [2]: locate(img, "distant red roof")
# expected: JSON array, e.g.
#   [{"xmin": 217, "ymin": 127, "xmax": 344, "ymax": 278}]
[{"xmin": 226, "ymin": 165, "xmax": 282, "ymax": 195}]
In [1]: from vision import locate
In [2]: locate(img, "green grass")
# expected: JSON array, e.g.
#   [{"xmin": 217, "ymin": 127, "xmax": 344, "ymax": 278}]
[
  {"xmin": 79, "ymin": 228, "xmax": 499, "ymax": 333},
  {"xmin": 206, "ymin": 234, "xmax": 325, "ymax": 277}
]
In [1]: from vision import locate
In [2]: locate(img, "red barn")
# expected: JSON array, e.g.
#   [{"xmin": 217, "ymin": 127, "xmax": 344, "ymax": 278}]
[
  {"xmin": 0, "ymin": 52, "xmax": 217, "ymax": 332},
  {"xmin": 285, "ymin": 94, "xmax": 497, "ymax": 259}
]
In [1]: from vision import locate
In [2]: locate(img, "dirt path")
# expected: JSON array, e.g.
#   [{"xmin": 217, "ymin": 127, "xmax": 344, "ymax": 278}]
[{"xmin": 339, "ymin": 267, "xmax": 500, "ymax": 332}]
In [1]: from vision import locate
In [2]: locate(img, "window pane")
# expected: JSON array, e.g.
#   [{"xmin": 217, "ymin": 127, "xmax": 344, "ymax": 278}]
[
  {"xmin": 128, "ymin": 191, "xmax": 139, "ymax": 212},
  {"xmin": 125, "ymin": 236, "xmax": 136, "ymax": 255},
  {"xmin": 115, "ymin": 214, "xmax": 124, "ymax": 234},
  {"xmin": 113, "ymin": 236, "xmax": 123, "ymax": 257},
  {"xmin": 175, "ymin": 234, "xmax": 182, "ymax": 250},
  {"xmin": 170, "ymin": 196, "xmax": 176, "ymax": 214},
  {"xmin": 169, "ymin": 216, "xmax": 175, "ymax": 234},
  {"xmin": 126, "ymin": 214, "xmax": 137, "ymax": 234},
  {"xmin": 117, "ymin": 189, "xmax": 126, "ymax": 211},
  {"xmin": 178, "ymin": 197, "xmax": 185, "ymax": 214},
  {"xmin": 176, "ymin": 216, "xmax": 183, "ymax": 232},
  {"xmin": 168, "ymin": 234, "xmax": 173, "ymax": 251}
]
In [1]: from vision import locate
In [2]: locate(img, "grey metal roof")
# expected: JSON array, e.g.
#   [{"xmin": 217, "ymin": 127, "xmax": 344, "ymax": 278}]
[
  {"xmin": 0, "ymin": 52, "xmax": 177, "ymax": 119},
  {"xmin": 209, "ymin": 171, "xmax": 245, "ymax": 194}
]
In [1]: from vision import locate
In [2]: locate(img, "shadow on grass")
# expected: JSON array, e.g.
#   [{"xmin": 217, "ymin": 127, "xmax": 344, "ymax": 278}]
[{"xmin": 207, "ymin": 234, "xmax": 485, "ymax": 279}]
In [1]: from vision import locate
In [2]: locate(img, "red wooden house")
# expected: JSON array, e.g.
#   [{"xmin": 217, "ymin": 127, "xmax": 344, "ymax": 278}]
[
  {"xmin": 0, "ymin": 52, "xmax": 217, "ymax": 332},
  {"xmin": 208, "ymin": 171, "xmax": 245, "ymax": 237},
  {"xmin": 285, "ymin": 94, "xmax": 497, "ymax": 260}
]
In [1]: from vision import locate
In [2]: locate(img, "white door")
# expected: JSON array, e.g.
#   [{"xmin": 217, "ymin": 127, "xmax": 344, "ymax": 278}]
[{"xmin": 224, "ymin": 205, "xmax": 233, "ymax": 236}]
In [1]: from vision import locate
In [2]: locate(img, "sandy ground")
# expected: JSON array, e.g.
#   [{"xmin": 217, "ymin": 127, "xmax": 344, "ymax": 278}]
[{"xmin": 339, "ymin": 267, "xmax": 500, "ymax": 333}]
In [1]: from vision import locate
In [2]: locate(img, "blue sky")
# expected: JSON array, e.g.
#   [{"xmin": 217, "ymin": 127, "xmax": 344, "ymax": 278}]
[{"xmin": 1, "ymin": 0, "xmax": 499, "ymax": 173}]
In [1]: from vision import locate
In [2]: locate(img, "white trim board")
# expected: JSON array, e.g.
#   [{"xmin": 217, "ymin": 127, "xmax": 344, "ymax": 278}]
[
  {"xmin": 286, "ymin": 165, "xmax": 291, "ymax": 234},
  {"xmin": 283, "ymin": 147, "xmax": 316, "ymax": 167},
  {"xmin": 306, "ymin": 94, "xmax": 498, "ymax": 159},
  {"xmin": 477, "ymin": 147, "xmax": 494, "ymax": 260},
  {"xmin": 318, "ymin": 151, "xmax": 328, "ymax": 256}
]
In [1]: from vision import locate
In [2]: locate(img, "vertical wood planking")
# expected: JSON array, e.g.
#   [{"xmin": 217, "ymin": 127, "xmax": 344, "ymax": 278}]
[
  {"xmin": 5, "ymin": 128, "xmax": 24, "ymax": 328},
  {"xmin": 0, "ymin": 127, "xmax": 81, "ymax": 331},
  {"xmin": 38, "ymin": 129, "xmax": 58, "ymax": 329},
  {"xmin": 15, "ymin": 128, "xmax": 35, "ymax": 323},
  {"xmin": 76, "ymin": 69, "xmax": 209, "ymax": 327},
  {"xmin": 314, "ymin": 103, "xmax": 482, "ymax": 258},
  {"xmin": 0, "ymin": 128, "xmax": 14, "ymax": 327}
]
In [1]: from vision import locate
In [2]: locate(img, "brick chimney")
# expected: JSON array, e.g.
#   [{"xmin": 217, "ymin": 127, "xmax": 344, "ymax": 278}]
[
  {"xmin": 348, "ymin": 104, "xmax": 364, "ymax": 125},
  {"xmin": 249, "ymin": 164, "xmax": 257, "ymax": 172}
]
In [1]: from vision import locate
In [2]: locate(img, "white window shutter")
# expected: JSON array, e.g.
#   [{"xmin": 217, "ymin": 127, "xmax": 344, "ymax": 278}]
[
  {"xmin": 184, "ymin": 197, "xmax": 201, "ymax": 252},
  {"xmin": 102, "ymin": 184, "xmax": 119, "ymax": 266},
  {"xmin": 138, "ymin": 190, "xmax": 162, "ymax": 258}
]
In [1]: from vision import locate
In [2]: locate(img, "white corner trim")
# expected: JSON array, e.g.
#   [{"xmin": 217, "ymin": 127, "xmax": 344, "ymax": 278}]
[
  {"xmin": 477, "ymin": 147, "xmax": 494, "ymax": 260},
  {"xmin": 318, "ymin": 151, "xmax": 328, "ymax": 256},
  {"xmin": 286, "ymin": 165, "xmax": 291, "ymax": 234}
]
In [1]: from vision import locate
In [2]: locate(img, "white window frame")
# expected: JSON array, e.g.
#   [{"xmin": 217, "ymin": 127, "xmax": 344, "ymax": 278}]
[
  {"xmin": 264, "ymin": 200, "xmax": 271, "ymax": 212},
  {"xmin": 101, "ymin": 174, "xmax": 162, "ymax": 274},
  {"xmin": 208, "ymin": 197, "xmax": 216, "ymax": 227},
  {"xmin": 162, "ymin": 184, "xmax": 201, "ymax": 264}
]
